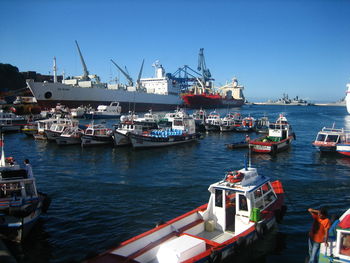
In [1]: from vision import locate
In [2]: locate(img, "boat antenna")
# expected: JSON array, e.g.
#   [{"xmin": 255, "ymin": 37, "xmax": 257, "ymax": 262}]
[{"xmin": 0, "ymin": 130, "xmax": 5, "ymax": 167}]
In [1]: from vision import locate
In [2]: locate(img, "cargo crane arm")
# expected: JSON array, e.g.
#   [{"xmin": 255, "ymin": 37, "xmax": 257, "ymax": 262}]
[
  {"xmin": 110, "ymin": 59, "xmax": 134, "ymax": 87},
  {"xmin": 197, "ymin": 48, "xmax": 211, "ymax": 82},
  {"xmin": 75, "ymin": 40, "xmax": 90, "ymax": 81}
]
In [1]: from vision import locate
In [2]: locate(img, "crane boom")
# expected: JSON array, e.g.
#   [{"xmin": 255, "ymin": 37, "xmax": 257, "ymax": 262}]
[
  {"xmin": 197, "ymin": 48, "xmax": 211, "ymax": 81},
  {"xmin": 75, "ymin": 40, "xmax": 90, "ymax": 80},
  {"xmin": 110, "ymin": 59, "xmax": 134, "ymax": 86}
]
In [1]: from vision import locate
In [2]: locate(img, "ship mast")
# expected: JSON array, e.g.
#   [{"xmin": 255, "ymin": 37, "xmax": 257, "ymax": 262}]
[
  {"xmin": 53, "ymin": 57, "xmax": 57, "ymax": 83},
  {"xmin": 75, "ymin": 40, "xmax": 90, "ymax": 81}
]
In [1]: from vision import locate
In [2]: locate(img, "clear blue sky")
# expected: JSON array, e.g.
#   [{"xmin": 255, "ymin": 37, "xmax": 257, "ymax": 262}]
[{"xmin": 1, "ymin": 0, "xmax": 350, "ymax": 102}]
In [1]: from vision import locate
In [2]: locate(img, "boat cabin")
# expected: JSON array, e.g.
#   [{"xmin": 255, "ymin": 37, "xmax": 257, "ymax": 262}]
[
  {"xmin": 314, "ymin": 127, "xmax": 346, "ymax": 145},
  {"xmin": 204, "ymin": 167, "xmax": 277, "ymax": 235},
  {"xmin": 96, "ymin": 102, "xmax": 121, "ymax": 114},
  {"xmin": 85, "ymin": 124, "xmax": 111, "ymax": 137},
  {"xmin": 268, "ymin": 120, "xmax": 292, "ymax": 141},
  {"xmin": 172, "ymin": 116, "xmax": 196, "ymax": 135}
]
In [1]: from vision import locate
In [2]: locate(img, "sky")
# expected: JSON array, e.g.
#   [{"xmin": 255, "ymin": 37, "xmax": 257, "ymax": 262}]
[{"xmin": 1, "ymin": 0, "xmax": 350, "ymax": 102}]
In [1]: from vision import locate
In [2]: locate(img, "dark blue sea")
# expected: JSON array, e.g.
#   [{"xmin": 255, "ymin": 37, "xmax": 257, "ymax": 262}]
[{"xmin": 4, "ymin": 105, "xmax": 350, "ymax": 263}]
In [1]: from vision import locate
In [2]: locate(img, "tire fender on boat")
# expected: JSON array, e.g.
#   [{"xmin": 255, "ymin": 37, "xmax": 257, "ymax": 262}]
[
  {"xmin": 209, "ymin": 249, "xmax": 222, "ymax": 263},
  {"xmin": 256, "ymin": 221, "xmax": 267, "ymax": 238}
]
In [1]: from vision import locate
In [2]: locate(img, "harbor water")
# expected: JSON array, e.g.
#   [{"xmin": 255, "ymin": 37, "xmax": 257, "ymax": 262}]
[{"xmin": 4, "ymin": 105, "xmax": 350, "ymax": 263}]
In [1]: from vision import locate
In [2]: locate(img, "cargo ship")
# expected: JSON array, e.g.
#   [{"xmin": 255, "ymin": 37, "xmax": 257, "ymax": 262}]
[
  {"xmin": 181, "ymin": 78, "xmax": 245, "ymax": 109},
  {"xmin": 27, "ymin": 42, "xmax": 182, "ymax": 113}
]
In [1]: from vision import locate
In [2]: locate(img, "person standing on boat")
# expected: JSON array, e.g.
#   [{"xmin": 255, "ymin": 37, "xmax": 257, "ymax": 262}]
[
  {"xmin": 245, "ymin": 135, "xmax": 250, "ymax": 142},
  {"xmin": 24, "ymin": 159, "xmax": 33, "ymax": 178},
  {"xmin": 307, "ymin": 207, "xmax": 331, "ymax": 263}
]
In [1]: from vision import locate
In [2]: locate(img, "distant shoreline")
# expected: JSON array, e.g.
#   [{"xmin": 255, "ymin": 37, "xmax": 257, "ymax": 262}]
[{"xmin": 249, "ymin": 102, "xmax": 346, "ymax": 107}]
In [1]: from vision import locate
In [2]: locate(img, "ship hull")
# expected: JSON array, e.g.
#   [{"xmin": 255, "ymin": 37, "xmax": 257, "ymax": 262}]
[
  {"xmin": 181, "ymin": 94, "xmax": 244, "ymax": 109},
  {"xmin": 27, "ymin": 81, "xmax": 183, "ymax": 113}
]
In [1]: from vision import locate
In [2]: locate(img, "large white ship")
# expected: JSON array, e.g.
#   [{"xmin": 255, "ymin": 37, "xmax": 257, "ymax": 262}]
[
  {"xmin": 27, "ymin": 42, "xmax": 182, "ymax": 112},
  {"xmin": 346, "ymin": 83, "xmax": 350, "ymax": 114}
]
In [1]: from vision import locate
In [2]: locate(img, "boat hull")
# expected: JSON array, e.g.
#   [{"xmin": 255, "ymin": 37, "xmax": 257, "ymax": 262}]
[
  {"xmin": 130, "ymin": 133, "xmax": 200, "ymax": 148},
  {"xmin": 181, "ymin": 93, "xmax": 244, "ymax": 109},
  {"xmin": 27, "ymin": 81, "xmax": 182, "ymax": 112},
  {"xmin": 336, "ymin": 144, "xmax": 350, "ymax": 156},
  {"xmin": 56, "ymin": 136, "xmax": 81, "ymax": 145},
  {"xmin": 81, "ymin": 135, "xmax": 113, "ymax": 147},
  {"xmin": 113, "ymin": 131, "xmax": 132, "ymax": 146},
  {"xmin": 249, "ymin": 135, "xmax": 294, "ymax": 154}
]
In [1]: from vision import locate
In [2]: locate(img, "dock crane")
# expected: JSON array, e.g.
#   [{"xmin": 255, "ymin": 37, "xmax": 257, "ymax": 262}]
[
  {"xmin": 110, "ymin": 59, "xmax": 145, "ymax": 90},
  {"xmin": 197, "ymin": 48, "xmax": 212, "ymax": 83},
  {"xmin": 75, "ymin": 40, "xmax": 90, "ymax": 81}
]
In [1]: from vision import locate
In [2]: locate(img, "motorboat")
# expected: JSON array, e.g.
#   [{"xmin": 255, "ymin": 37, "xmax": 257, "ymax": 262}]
[
  {"xmin": 191, "ymin": 108, "xmax": 207, "ymax": 132},
  {"xmin": 55, "ymin": 126, "xmax": 84, "ymax": 145},
  {"xmin": 129, "ymin": 114, "xmax": 200, "ymax": 148},
  {"xmin": 319, "ymin": 208, "xmax": 350, "ymax": 262},
  {"xmin": 112, "ymin": 112, "xmax": 158, "ymax": 147},
  {"xmin": 313, "ymin": 124, "xmax": 348, "ymax": 152},
  {"xmin": 84, "ymin": 102, "xmax": 122, "ymax": 119},
  {"xmin": 220, "ymin": 113, "xmax": 237, "ymax": 132},
  {"xmin": 22, "ymin": 122, "xmax": 38, "ymax": 137},
  {"xmin": 81, "ymin": 123, "xmax": 113, "ymax": 147},
  {"xmin": 45, "ymin": 118, "xmax": 79, "ymax": 141},
  {"xmin": 204, "ymin": 111, "xmax": 221, "ymax": 131},
  {"xmin": 0, "ymin": 110, "xmax": 26, "ymax": 132},
  {"xmin": 86, "ymin": 164, "xmax": 286, "ymax": 263},
  {"xmin": 254, "ymin": 116, "xmax": 269, "ymax": 134},
  {"xmin": 33, "ymin": 117, "xmax": 62, "ymax": 140},
  {"xmin": 234, "ymin": 116, "xmax": 255, "ymax": 132},
  {"xmin": 0, "ymin": 133, "xmax": 50, "ymax": 242},
  {"xmin": 249, "ymin": 114, "xmax": 295, "ymax": 154}
]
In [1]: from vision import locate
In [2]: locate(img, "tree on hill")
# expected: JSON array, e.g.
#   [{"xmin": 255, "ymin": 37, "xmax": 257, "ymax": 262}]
[{"xmin": 0, "ymin": 63, "xmax": 26, "ymax": 95}]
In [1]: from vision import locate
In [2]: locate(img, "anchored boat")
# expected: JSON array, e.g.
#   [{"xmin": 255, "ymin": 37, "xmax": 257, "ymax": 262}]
[
  {"xmin": 313, "ymin": 125, "xmax": 348, "ymax": 152},
  {"xmin": 86, "ymin": 164, "xmax": 286, "ymax": 263},
  {"xmin": 0, "ymin": 133, "xmax": 50, "ymax": 242},
  {"xmin": 249, "ymin": 114, "xmax": 295, "ymax": 154}
]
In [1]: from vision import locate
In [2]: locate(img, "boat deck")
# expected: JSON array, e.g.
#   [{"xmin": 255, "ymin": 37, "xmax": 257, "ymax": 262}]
[{"xmin": 197, "ymin": 229, "xmax": 234, "ymax": 243}]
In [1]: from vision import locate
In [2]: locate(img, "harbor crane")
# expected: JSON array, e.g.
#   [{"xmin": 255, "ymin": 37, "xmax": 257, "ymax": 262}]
[
  {"xmin": 75, "ymin": 40, "xmax": 90, "ymax": 81},
  {"xmin": 110, "ymin": 59, "xmax": 145, "ymax": 89}
]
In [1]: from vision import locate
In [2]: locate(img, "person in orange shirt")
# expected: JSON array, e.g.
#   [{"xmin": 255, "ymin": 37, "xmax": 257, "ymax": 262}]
[{"xmin": 308, "ymin": 207, "xmax": 331, "ymax": 263}]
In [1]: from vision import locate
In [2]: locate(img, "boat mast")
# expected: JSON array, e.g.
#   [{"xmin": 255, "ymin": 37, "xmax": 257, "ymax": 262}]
[
  {"xmin": 75, "ymin": 40, "xmax": 90, "ymax": 81},
  {"xmin": 53, "ymin": 57, "xmax": 57, "ymax": 83},
  {"xmin": 0, "ymin": 132, "xmax": 5, "ymax": 167}
]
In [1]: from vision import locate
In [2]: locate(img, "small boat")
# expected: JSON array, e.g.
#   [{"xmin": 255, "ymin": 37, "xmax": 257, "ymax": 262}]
[
  {"xmin": 234, "ymin": 116, "xmax": 255, "ymax": 132},
  {"xmin": 33, "ymin": 117, "xmax": 62, "ymax": 140},
  {"xmin": 129, "ymin": 114, "xmax": 200, "ymax": 148},
  {"xmin": 112, "ymin": 112, "xmax": 158, "ymax": 147},
  {"xmin": 220, "ymin": 112, "xmax": 242, "ymax": 132},
  {"xmin": 71, "ymin": 106, "xmax": 90, "ymax": 118},
  {"xmin": 249, "ymin": 114, "xmax": 295, "ymax": 154},
  {"xmin": 318, "ymin": 208, "xmax": 350, "ymax": 262},
  {"xmin": 226, "ymin": 140, "xmax": 249, "ymax": 149},
  {"xmin": 312, "ymin": 124, "xmax": 347, "ymax": 152},
  {"xmin": 45, "ymin": 118, "xmax": 79, "ymax": 141},
  {"xmin": 191, "ymin": 108, "xmax": 207, "ymax": 132},
  {"xmin": 55, "ymin": 126, "xmax": 84, "ymax": 145},
  {"xmin": 84, "ymin": 102, "xmax": 122, "ymax": 119},
  {"xmin": 0, "ymin": 110, "xmax": 26, "ymax": 132},
  {"xmin": 22, "ymin": 122, "xmax": 38, "ymax": 136},
  {"xmin": 204, "ymin": 111, "xmax": 221, "ymax": 131},
  {"xmin": 0, "ymin": 133, "xmax": 50, "ymax": 242},
  {"xmin": 86, "ymin": 164, "xmax": 286, "ymax": 263},
  {"xmin": 81, "ymin": 123, "xmax": 113, "ymax": 147},
  {"xmin": 254, "ymin": 116, "xmax": 269, "ymax": 134}
]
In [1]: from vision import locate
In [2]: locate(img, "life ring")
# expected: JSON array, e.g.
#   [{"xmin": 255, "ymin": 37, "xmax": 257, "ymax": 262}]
[{"xmin": 226, "ymin": 171, "xmax": 244, "ymax": 183}]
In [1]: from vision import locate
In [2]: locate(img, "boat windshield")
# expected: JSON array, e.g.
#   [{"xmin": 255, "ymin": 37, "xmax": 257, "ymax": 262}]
[
  {"xmin": 316, "ymin": 133, "xmax": 327, "ymax": 142},
  {"xmin": 326, "ymin": 135, "xmax": 339, "ymax": 143}
]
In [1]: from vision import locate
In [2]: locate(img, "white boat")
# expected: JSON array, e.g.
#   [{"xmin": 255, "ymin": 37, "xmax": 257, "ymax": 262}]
[
  {"xmin": 346, "ymin": 83, "xmax": 350, "ymax": 114},
  {"xmin": 249, "ymin": 114, "xmax": 295, "ymax": 154},
  {"xmin": 33, "ymin": 117, "xmax": 62, "ymax": 140},
  {"xmin": 45, "ymin": 118, "xmax": 79, "ymax": 141},
  {"xmin": 0, "ymin": 133, "xmax": 50, "ymax": 242},
  {"xmin": 56, "ymin": 126, "xmax": 84, "ymax": 145},
  {"xmin": 312, "ymin": 124, "xmax": 348, "ymax": 152},
  {"xmin": 86, "ymin": 164, "xmax": 286, "ymax": 263},
  {"xmin": 112, "ymin": 112, "xmax": 159, "ymax": 147},
  {"xmin": 204, "ymin": 111, "xmax": 221, "ymax": 131},
  {"xmin": 129, "ymin": 114, "xmax": 200, "ymax": 148},
  {"xmin": 71, "ymin": 106, "xmax": 90, "ymax": 118},
  {"xmin": 319, "ymin": 208, "xmax": 350, "ymax": 262},
  {"xmin": 84, "ymin": 102, "xmax": 122, "ymax": 119},
  {"xmin": 191, "ymin": 108, "xmax": 207, "ymax": 132},
  {"xmin": 81, "ymin": 123, "xmax": 113, "ymax": 147},
  {"xmin": 26, "ymin": 42, "xmax": 182, "ymax": 113},
  {"xmin": 0, "ymin": 110, "xmax": 26, "ymax": 132}
]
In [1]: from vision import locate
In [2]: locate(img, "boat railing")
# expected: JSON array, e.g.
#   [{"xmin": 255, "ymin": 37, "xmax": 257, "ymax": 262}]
[{"xmin": 321, "ymin": 127, "xmax": 350, "ymax": 133}]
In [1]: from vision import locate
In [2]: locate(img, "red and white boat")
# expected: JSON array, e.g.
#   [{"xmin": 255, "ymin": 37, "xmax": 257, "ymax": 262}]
[
  {"xmin": 313, "ymin": 125, "xmax": 347, "ymax": 152},
  {"xmin": 336, "ymin": 133, "xmax": 350, "ymax": 156},
  {"xmin": 86, "ymin": 165, "xmax": 286, "ymax": 263},
  {"xmin": 249, "ymin": 114, "xmax": 295, "ymax": 154}
]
